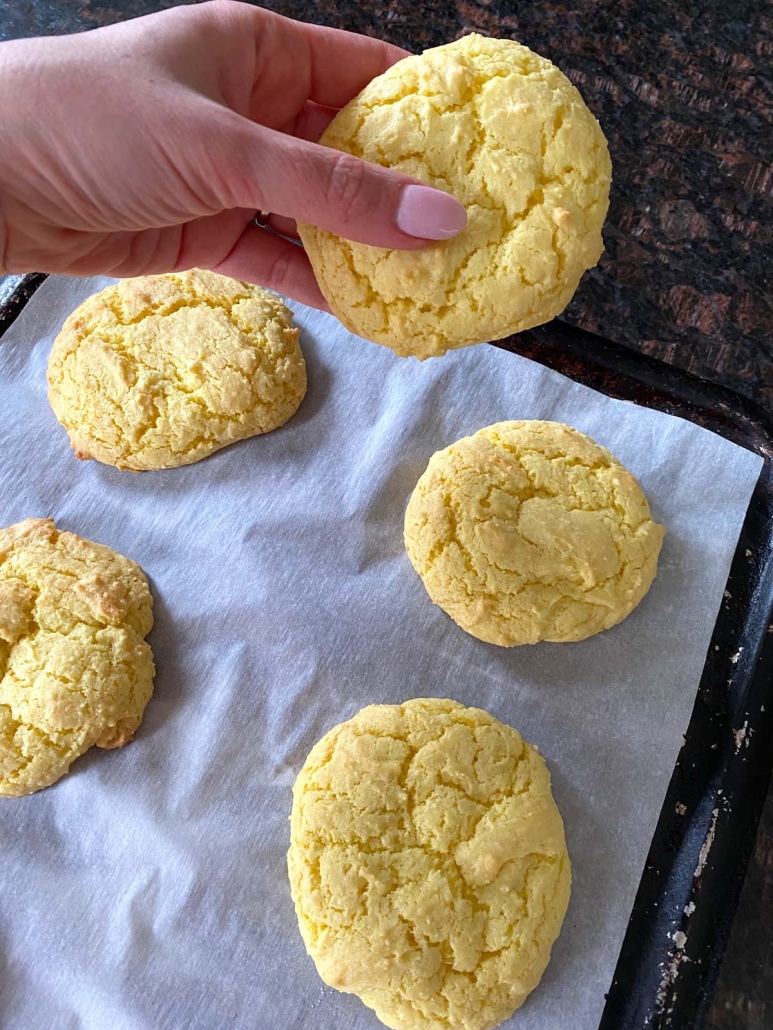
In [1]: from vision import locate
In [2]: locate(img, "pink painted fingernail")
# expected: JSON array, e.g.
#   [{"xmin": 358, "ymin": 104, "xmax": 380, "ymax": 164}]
[{"xmin": 395, "ymin": 185, "xmax": 467, "ymax": 240}]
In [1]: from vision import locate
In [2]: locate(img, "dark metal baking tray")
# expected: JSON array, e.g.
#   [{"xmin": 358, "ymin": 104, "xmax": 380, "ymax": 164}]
[{"xmin": 2, "ymin": 274, "xmax": 772, "ymax": 1030}]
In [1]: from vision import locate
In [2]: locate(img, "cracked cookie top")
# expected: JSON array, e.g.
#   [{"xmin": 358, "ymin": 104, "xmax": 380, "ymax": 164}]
[
  {"xmin": 288, "ymin": 697, "xmax": 570, "ymax": 1030},
  {"xmin": 298, "ymin": 34, "xmax": 611, "ymax": 359},
  {"xmin": 405, "ymin": 421, "xmax": 665, "ymax": 646},
  {"xmin": 0, "ymin": 518, "xmax": 155, "ymax": 797},
  {"xmin": 47, "ymin": 270, "xmax": 307, "ymax": 471}
]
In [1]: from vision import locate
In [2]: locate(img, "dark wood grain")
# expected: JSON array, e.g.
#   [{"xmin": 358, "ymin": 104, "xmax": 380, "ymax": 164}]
[{"xmin": 1, "ymin": 2, "xmax": 771, "ymax": 1026}]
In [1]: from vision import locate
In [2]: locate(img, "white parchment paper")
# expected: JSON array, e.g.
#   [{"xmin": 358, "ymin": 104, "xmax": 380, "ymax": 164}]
[{"xmin": 0, "ymin": 275, "xmax": 763, "ymax": 1030}]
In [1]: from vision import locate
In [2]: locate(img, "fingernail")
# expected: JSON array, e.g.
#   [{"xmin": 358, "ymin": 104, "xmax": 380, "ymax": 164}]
[{"xmin": 396, "ymin": 185, "xmax": 467, "ymax": 240}]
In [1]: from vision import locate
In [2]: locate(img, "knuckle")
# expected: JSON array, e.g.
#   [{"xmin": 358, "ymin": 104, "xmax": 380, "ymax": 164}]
[
  {"xmin": 198, "ymin": 0, "xmax": 238, "ymax": 19},
  {"xmin": 192, "ymin": 0, "xmax": 249, "ymax": 32},
  {"xmin": 324, "ymin": 153, "xmax": 372, "ymax": 224}
]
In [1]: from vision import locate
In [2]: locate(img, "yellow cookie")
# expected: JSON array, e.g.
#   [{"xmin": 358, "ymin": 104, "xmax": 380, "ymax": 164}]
[
  {"xmin": 48, "ymin": 270, "xmax": 307, "ymax": 471},
  {"xmin": 0, "ymin": 518, "xmax": 155, "ymax": 797},
  {"xmin": 405, "ymin": 421, "xmax": 665, "ymax": 645},
  {"xmin": 298, "ymin": 34, "xmax": 611, "ymax": 359},
  {"xmin": 288, "ymin": 697, "xmax": 570, "ymax": 1030}
]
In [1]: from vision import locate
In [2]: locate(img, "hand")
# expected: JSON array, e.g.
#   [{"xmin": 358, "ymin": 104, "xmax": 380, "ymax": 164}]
[{"xmin": 0, "ymin": 0, "xmax": 466, "ymax": 308}]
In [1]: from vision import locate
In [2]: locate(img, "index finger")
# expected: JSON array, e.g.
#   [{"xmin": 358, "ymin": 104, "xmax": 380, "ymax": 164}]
[{"xmin": 258, "ymin": 9, "xmax": 411, "ymax": 109}]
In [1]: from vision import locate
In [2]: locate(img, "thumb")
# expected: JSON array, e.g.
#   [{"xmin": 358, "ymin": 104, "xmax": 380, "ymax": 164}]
[{"xmin": 214, "ymin": 113, "xmax": 468, "ymax": 249}]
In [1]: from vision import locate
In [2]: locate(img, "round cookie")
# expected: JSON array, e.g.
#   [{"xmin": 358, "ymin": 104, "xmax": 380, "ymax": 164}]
[
  {"xmin": 404, "ymin": 421, "xmax": 665, "ymax": 646},
  {"xmin": 298, "ymin": 34, "xmax": 611, "ymax": 359},
  {"xmin": 288, "ymin": 697, "xmax": 570, "ymax": 1030},
  {"xmin": 0, "ymin": 518, "xmax": 155, "ymax": 797},
  {"xmin": 47, "ymin": 270, "xmax": 307, "ymax": 471}
]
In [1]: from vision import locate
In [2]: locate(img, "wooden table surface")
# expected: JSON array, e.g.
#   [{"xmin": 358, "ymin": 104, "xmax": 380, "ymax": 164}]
[{"xmin": 1, "ymin": 1, "xmax": 771, "ymax": 1026}]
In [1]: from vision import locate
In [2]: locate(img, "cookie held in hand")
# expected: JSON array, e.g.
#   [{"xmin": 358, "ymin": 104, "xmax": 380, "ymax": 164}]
[{"xmin": 299, "ymin": 34, "xmax": 611, "ymax": 359}]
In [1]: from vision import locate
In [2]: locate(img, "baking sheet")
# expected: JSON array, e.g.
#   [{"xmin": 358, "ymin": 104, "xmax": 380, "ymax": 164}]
[{"xmin": 0, "ymin": 275, "xmax": 763, "ymax": 1030}]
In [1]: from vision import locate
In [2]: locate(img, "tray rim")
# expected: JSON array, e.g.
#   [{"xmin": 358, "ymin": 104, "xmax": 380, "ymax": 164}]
[{"xmin": 1, "ymin": 272, "xmax": 772, "ymax": 1030}]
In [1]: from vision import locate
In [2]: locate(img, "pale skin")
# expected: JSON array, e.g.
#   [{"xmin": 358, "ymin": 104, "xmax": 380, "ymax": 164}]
[{"xmin": 0, "ymin": 0, "xmax": 467, "ymax": 309}]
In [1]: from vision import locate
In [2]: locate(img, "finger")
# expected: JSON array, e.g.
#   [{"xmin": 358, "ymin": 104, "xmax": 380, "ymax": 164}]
[
  {"xmin": 214, "ymin": 113, "xmax": 468, "ymax": 249},
  {"xmin": 255, "ymin": 10, "xmax": 410, "ymax": 110},
  {"xmin": 283, "ymin": 101, "xmax": 339, "ymax": 143},
  {"xmin": 265, "ymin": 214, "xmax": 300, "ymax": 240},
  {"xmin": 210, "ymin": 223, "xmax": 330, "ymax": 311},
  {"xmin": 302, "ymin": 23, "xmax": 410, "ymax": 108}
]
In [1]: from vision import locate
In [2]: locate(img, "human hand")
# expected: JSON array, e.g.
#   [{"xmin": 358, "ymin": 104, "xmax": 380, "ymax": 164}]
[{"xmin": 0, "ymin": 1, "xmax": 466, "ymax": 308}]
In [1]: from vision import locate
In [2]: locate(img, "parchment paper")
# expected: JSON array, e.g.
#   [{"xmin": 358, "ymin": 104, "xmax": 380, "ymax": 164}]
[{"xmin": 0, "ymin": 275, "xmax": 763, "ymax": 1030}]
